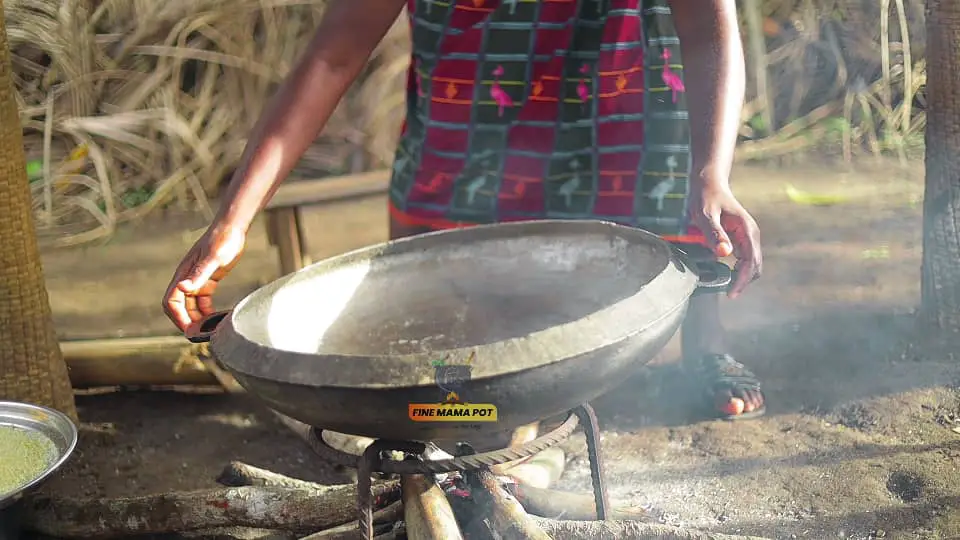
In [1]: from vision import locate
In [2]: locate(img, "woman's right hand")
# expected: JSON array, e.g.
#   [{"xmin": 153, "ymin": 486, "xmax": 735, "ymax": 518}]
[{"xmin": 163, "ymin": 223, "xmax": 247, "ymax": 333}]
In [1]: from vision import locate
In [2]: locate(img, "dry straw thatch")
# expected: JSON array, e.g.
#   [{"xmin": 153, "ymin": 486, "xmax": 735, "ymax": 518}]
[
  {"xmin": 7, "ymin": 0, "xmax": 927, "ymax": 245},
  {"xmin": 8, "ymin": 0, "xmax": 410, "ymax": 246}
]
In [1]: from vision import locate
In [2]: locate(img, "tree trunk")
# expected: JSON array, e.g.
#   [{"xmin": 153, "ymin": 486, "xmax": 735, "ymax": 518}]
[
  {"xmin": 0, "ymin": 2, "xmax": 77, "ymax": 421},
  {"xmin": 921, "ymin": 0, "xmax": 960, "ymax": 335}
]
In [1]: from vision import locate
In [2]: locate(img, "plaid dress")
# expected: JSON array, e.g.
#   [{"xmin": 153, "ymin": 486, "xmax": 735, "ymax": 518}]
[{"xmin": 388, "ymin": 0, "xmax": 704, "ymax": 244}]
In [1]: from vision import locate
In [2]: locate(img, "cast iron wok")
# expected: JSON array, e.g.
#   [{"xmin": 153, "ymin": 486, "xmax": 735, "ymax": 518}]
[{"xmin": 188, "ymin": 220, "xmax": 731, "ymax": 442}]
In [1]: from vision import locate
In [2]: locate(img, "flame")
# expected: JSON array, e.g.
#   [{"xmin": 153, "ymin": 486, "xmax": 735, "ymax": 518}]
[
  {"xmin": 445, "ymin": 82, "xmax": 458, "ymax": 99},
  {"xmin": 532, "ymin": 80, "xmax": 543, "ymax": 96},
  {"xmin": 616, "ymin": 73, "xmax": 628, "ymax": 92},
  {"xmin": 445, "ymin": 392, "xmax": 461, "ymax": 403}
]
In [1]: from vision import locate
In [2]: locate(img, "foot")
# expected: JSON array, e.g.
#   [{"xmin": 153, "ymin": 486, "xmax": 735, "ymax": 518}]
[{"xmin": 687, "ymin": 353, "xmax": 766, "ymax": 420}]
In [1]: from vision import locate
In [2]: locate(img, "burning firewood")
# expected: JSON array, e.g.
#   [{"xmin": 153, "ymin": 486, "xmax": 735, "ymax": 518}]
[
  {"xmin": 491, "ymin": 422, "xmax": 541, "ymax": 475},
  {"xmin": 220, "ymin": 460, "xmax": 648, "ymax": 526},
  {"xmin": 19, "ymin": 456, "xmax": 771, "ymax": 540},
  {"xmin": 19, "ymin": 482, "xmax": 401, "ymax": 538},
  {"xmin": 468, "ymin": 469, "xmax": 551, "ymax": 540},
  {"xmin": 501, "ymin": 447, "xmax": 565, "ymax": 489},
  {"xmin": 401, "ymin": 474, "xmax": 463, "ymax": 540}
]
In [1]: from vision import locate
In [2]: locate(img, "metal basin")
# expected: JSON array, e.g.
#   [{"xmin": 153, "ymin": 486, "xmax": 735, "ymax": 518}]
[{"xmin": 0, "ymin": 401, "xmax": 78, "ymax": 509}]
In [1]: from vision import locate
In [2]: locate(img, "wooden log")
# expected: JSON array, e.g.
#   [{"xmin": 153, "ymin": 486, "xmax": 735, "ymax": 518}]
[
  {"xmin": 401, "ymin": 475, "xmax": 463, "ymax": 540},
  {"xmin": 21, "ymin": 483, "xmax": 401, "ymax": 538},
  {"xmin": 215, "ymin": 461, "xmax": 406, "ymax": 540},
  {"xmin": 529, "ymin": 518, "xmax": 771, "ymax": 540},
  {"xmin": 321, "ymin": 430, "xmax": 376, "ymax": 457},
  {"xmin": 469, "ymin": 470, "xmax": 550, "ymax": 540},
  {"xmin": 491, "ymin": 422, "xmax": 540, "ymax": 476},
  {"xmin": 161, "ymin": 527, "xmax": 295, "ymax": 540},
  {"xmin": 61, "ymin": 337, "xmax": 219, "ymax": 388},
  {"xmin": 319, "ymin": 431, "xmax": 453, "ymax": 463},
  {"xmin": 272, "ymin": 413, "xmax": 318, "ymax": 446},
  {"xmin": 502, "ymin": 447, "xmax": 565, "ymax": 489},
  {"xmin": 511, "ymin": 485, "xmax": 650, "ymax": 522},
  {"xmin": 217, "ymin": 462, "xmax": 332, "ymax": 492}
]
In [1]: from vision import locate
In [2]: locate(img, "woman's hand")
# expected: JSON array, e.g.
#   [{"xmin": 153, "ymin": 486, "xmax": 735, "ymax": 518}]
[
  {"xmin": 162, "ymin": 223, "xmax": 247, "ymax": 332},
  {"xmin": 691, "ymin": 186, "xmax": 762, "ymax": 298}
]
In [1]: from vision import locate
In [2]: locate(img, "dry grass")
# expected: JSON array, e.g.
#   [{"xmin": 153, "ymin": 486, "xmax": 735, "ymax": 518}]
[
  {"xmin": 7, "ymin": 0, "xmax": 410, "ymax": 246},
  {"xmin": 737, "ymin": 0, "xmax": 926, "ymax": 163},
  {"xmin": 6, "ymin": 0, "xmax": 929, "ymax": 245}
]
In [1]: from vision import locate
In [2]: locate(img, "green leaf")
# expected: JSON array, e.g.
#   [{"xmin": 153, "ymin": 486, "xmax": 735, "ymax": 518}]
[{"xmin": 25, "ymin": 160, "xmax": 43, "ymax": 180}]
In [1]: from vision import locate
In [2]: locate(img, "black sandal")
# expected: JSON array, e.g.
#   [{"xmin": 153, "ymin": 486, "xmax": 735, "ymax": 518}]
[{"xmin": 691, "ymin": 353, "xmax": 767, "ymax": 421}]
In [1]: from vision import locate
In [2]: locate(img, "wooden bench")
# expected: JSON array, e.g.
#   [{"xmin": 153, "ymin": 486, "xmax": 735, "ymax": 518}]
[{"xmin": 264, "ymin": 169, "xmax": 390, "ymax": 276}]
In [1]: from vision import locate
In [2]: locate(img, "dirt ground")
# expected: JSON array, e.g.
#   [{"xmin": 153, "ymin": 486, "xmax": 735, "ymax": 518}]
[{"xmin": 34, "ymin": 160, "xmax": 960, "ymax": 539}]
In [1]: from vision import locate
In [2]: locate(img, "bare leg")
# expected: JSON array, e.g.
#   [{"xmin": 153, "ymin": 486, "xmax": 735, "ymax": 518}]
[
  {"xmin": 676, "ymin": 244, "xmax": 765, "ymax": 417},
  {"xmin": 681, "ymin": 292, "xmax": 727, "ymax": 359}
]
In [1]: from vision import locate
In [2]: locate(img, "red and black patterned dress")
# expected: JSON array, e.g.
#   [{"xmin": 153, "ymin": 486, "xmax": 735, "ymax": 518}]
[{"xmin": 388, "ymin": 0, "xmax": 705, "ymax": 245}]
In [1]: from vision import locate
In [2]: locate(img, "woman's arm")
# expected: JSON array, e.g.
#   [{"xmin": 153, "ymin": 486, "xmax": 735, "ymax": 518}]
[
  {"xmin": 669, "ymin": 0, "xmax": 745, "ymax": 192},
  {"xmin": 216, "ymin": 0, "xmax": 407, "ymax": 231}
]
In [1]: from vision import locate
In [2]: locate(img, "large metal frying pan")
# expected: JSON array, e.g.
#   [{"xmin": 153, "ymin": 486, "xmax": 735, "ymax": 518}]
[{"xmin": 189, "ymin": 220, "xmax": 731, "ymax": 442}]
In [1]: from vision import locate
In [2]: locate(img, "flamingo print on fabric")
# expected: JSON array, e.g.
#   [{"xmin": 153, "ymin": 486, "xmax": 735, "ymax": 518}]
[
  {"xmin": 389, "ymin": 0, "xmax": 695, "ymax": 242},
  {"xmin": 465, "ymin": 176, "xmax": 486, "ymax": 205},
  {"xmin": 490, "ymin": 65, "xmax": 514, "ymax": 117},
  {"xmin": 649, "ymin": 155, "xmax": 678, "ymax": 212},
  {"xmin": 660, "ymin": 49, "xmax": 685, "ymax": 103},
  {"xmin": 559, "ymin": 160, "xmax": 582, "ymax": 208},
  {"xmin": 577, "ymin": 64, "xmax": 591, "ymax": 109}
]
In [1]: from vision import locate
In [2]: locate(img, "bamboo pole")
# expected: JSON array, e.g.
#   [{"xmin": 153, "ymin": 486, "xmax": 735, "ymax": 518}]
[{"xmin": 61, "ymin": 336, "xmax": 220, "ymax": 388}]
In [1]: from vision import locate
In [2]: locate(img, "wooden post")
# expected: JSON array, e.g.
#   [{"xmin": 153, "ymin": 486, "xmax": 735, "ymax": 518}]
[
  {"xmin": 262, "ymin": 170, "xmax": 390, "ymax": 277},
  {"xmin": 742, "ymin": 0, "xmax": 775, "ymax": 136},
  {"xmin": 265, "ymin": 207, "xmax": 306, "ymax": 276}
]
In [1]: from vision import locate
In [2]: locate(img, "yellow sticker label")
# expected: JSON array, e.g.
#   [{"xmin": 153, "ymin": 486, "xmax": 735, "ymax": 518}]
[{"xmin": 408, "ymin": 403, "xmax": 499, "ymax": 422}]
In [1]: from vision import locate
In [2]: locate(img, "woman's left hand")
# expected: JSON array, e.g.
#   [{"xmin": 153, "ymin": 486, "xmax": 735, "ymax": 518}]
[{"xmin": 691, "ymin": 186, "xmax": 762, "ymax": 298}]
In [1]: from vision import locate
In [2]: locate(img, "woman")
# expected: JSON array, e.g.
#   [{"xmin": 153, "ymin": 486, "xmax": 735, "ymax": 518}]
[{"xmin": 163, "ymin": 0, "xmax": 765, "ymax": 421}]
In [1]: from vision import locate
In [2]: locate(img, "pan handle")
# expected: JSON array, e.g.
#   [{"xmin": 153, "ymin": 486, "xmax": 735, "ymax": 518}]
[
  {"xmin": 692, "ymin": 261, "xmax": 732, "ymax": 296},
  {"xmin": 185, "ymin": 310, "xmax": 231, "ymax": 344}
]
